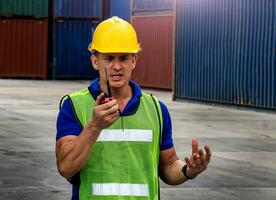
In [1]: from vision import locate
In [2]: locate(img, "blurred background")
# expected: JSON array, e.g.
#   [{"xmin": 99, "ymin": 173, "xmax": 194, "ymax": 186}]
[
  {"xmin": 1, "ymin": 0, "xmax": 275, "ymax": 109},
  {"xmin": 0, "ymin": 0, "xmax": 276, "ymax": 200}
]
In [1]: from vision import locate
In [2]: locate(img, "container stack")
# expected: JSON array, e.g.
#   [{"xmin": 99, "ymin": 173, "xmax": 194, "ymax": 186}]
[
  {"xmin": 0, "ymin": 0, "xmax": 49, "ymax": 79},
  {"xmin": 52, "ymin": 0, "xmax": 102, "ymax": 79},
  {"xmin": 131, "ymin": 0, "xmax": 174, "ymax": 89},
  {"xmin": 109, "ymin": 0, "xmax": 131, "ymax": 22},
  {"xmin": 174, "ymin": 0, "xmax": 276, "ymax": 109}
]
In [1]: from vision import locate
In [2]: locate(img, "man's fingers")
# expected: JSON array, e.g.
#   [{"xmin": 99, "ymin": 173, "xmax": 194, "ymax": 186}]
[
  {"xmin": 102, "ymin": 101, "xmax": 119, "ymax": 115},
  {"xmin": 96, "ymin": 97, "xmax": 118, "ymax": 112},
  {"xmin": 103, "ymin": 99, "xmax": 117, "ymax": 109},
  {"xmin": 192, "ymin": 138, "xmax": 199, "ymax": 154},
  {"xmin": 112, "ymin": 111, "xmax": 120, "ymax": 121},
  {"xmin": 111, "ymin": 110, "xmax": 120, "ymax": 119},
  {"xmin": 204, "ymin": 145, "xmax": 212, "ymax": 163},
  {"xmin": 105, "ymin": 110, "xmax": 120, "ymax": 123},
  {"xmin": 185, "ymin": 157, "xmax": 195, "ymax": 168},
  {"xmin": 96, "ymin": 93, "xmax": 105, "ymax": 105},
  {"xmin": 192, "ymin": 153, "xmax": 199, "ymax": 160},
  {"xmin": 199, "ymin": 149, "xmax": 206, "ymax": 166},
  {"xmin": 192, "ymin": 153, "xmax": 201, "ymax": 166},
  {"xmin": 184, "ymin": 143, "xmax": 211, "ymax": 176},
  {"xmin": 96, "ymin": 102, "xmax": 119, "ymax": 124}
]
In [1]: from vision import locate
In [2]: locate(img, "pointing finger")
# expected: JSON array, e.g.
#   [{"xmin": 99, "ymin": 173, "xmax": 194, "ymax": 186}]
[{"xmin": 192, "ymin": 138, "xmax": 199, "ymax": 154}]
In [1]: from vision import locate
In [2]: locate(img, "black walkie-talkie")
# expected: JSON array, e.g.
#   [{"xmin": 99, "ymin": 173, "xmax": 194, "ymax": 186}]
[{"xmin": 100, "ymin": 68, "xmax": 113, "ymax": 104}]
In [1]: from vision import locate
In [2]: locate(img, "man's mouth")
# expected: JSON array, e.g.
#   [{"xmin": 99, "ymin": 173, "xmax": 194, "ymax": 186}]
[{"xmin": 110, "ymin": 74, "xmax": 123, "ymax": 80}]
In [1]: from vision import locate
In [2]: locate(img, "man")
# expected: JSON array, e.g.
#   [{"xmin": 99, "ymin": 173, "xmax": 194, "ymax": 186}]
[{"xmin": 56, "ymin": 16, "xmax": 211, "ymax": 200}]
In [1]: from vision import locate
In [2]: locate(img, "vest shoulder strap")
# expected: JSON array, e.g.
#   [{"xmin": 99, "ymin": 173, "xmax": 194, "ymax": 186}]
[
  {"xmin": 142, "ymin": 92, "xmax": 163, "ymax": 145},
  {"xmin": 66, "ymin": 87, "xmax": 94, "ymax": 129}
]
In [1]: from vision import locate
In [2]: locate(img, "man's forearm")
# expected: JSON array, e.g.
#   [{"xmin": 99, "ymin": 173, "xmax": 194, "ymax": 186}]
[
  {"xmin": 56, "ymin": 123, "xmax": 100, "ymax": 178},
  {"xmin": 159, "ymin": 159, "xmax": 189, "ymax": 185}
]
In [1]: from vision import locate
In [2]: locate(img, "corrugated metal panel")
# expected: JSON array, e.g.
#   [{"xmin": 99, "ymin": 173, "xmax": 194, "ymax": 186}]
[
  {"xmin": 133, "ymin": 0, "xmax": 174, "ymax": 12},
  {"xmin": 53, "ymin": 20, "xmax": 99, "ymax": 79},
  {"xmin": 132, "ymin": 10, "xmax": 174, "ymax": 16},
  {"xmin": 132, "ymin": 15, "xmax": 173, "ymax": 89},
  {"xmin": 0, "ymin": 19, "xmax": 48, "ymax": 79},
  {"xmin": 175, "ymin": 0, "xmax": 276, "ymax": 109},
  {"xmin": 110, "ymin": 0, "xmax": 131, "ymax": 22},
  {"xmin": 103, "ymin": 0, "xmax": 111, "ymax": 19},
  {"xmin": 0, "ymin": 0, "xmax": 49, "ymax": 18},
  {"xmin": 54, "ymin": 0, "xmax": 102, "ymax": 19}
]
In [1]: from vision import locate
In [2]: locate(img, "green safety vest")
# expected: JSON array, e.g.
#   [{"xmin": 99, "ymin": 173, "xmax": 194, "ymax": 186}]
[{"xmin": 66, "ymin": 87, "xmax": 163, "ymax": 200}]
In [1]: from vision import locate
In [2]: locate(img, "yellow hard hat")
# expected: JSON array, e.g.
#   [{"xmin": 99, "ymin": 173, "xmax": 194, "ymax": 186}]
[{"xmin": 88, "ymin": 16, "xmax": 141, "ymax": 53}]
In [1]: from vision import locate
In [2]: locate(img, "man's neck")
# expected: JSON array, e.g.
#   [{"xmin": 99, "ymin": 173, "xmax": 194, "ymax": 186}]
[{"xmin": 99, "ymin": 81, "xmax": 133, "ymax": 111}]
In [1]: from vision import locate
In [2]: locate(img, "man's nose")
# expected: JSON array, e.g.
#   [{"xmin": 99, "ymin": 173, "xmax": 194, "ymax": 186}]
[{"xmin": 112, "ymin": 59, "xmax": 122, "ymax": 70}]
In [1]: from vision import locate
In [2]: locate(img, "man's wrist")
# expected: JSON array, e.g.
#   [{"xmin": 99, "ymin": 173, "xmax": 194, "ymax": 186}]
[
  {"xmin": 87, "ymin": 122, "xmax": 101, "ymax": 136},
  {"xmin": 182, "ymin": 165, "xmax": 197, "ymax": 179}
]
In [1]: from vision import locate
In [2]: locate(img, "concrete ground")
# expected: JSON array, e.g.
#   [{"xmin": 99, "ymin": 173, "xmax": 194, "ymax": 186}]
[{"xmin": 0, "ymin": 79, "xmax": 275, "ymax": 200}]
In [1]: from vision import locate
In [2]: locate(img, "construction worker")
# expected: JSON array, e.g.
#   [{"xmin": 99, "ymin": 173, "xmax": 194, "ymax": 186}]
[{"xmin": 55, "ymin": 16, "xmax": 211, "ymax": 200}]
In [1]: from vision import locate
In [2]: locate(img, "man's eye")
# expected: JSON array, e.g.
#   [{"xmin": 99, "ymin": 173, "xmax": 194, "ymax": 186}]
[
  {"xmin": 120, "ymin": 56, "xmax": 129, "ymax": 61},
  {"xmin": 105, "ymin": 57, "xmax": 113, "ymax": 61}
]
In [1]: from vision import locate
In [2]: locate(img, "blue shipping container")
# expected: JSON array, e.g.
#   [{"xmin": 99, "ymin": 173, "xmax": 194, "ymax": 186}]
[
  {"xmin": 175, "ymin": 0, "xmax": 276, "ymax": 109},
  {"xmin": 54, "ymin": 0, "xmax": 102, "ymax": 18},
  {"xmin": 53, "ymin": 20, "xmax": 99, "ymax": 79},
  {"xmin": 110, "ymin": 0, "xmax": 131, "ymax": 22},
  {"xmin": 133, "ymin": 0, "xmax": 174, "ymax": 12}
]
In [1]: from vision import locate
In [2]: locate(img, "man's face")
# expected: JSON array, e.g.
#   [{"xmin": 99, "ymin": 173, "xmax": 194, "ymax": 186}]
[{"xmin": 92, "ymin": 53, "xmax": 138, "ymax": 89}]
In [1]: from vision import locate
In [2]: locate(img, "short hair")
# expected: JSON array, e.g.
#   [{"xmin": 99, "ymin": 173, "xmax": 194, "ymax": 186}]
[{"xmin": 92, "ymin": 50, "xmax": 99, "ymax": 56}]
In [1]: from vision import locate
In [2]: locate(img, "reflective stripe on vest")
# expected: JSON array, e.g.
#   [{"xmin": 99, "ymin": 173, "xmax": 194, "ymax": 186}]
[
  {"xmin": 97, "ymin": 129, "xmax": 152, "ymax": 142},
  {"xmin": 92, "ymin": 183, "xmax": 149, "ymax": 196}
]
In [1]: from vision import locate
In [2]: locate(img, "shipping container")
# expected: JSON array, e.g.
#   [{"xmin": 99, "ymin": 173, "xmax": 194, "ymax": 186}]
[
  {"xmin": 110, "ymin": 0, "xmax": 131, "ymax": 22},
  {"xmin": 0, "ymin": 19, "xmax": 48, "ymax": 79},
  {"xmin": 102, "ymin": 0, "xmax": 111, "ymax": 19},
  {"xmin": 133, "ymin": 0, "xmax": 174, "ymax": 12},
  {"xmin": 174, "ymin": 0, "xmax": 276, "ymax": 109},
  {"xmin": 53, "ymin": 20, "xmax": 99, "ymax": 79},
  {"xmin": 54, "ymin": 0, "xmax": 102, "ymax": 19},
  {"xmin": 132, "ymin": 15, "xmax": 173, "ymax": 89},
  {"xmin": 0, "ymin": 0, "xmax": 49, "ymax": 18}
]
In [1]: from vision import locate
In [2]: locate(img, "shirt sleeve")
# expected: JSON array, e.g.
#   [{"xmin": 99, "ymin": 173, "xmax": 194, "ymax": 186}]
[
  {"xmin": 159, "ymin": 101, "xmax": 174, "ymax": 150},
  {"xmin": 56, "ymin": 98, "xmax": 82, "ymax": 141}
]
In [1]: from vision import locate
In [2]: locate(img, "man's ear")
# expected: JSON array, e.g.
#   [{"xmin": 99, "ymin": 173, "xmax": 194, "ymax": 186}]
[
  {"xmin": 131, "ymin": 54, "xmax": 138, "ymax": 69},
  {"xmin": 91, "ymin": 55, "xmax": 99, "ymax": 70}
]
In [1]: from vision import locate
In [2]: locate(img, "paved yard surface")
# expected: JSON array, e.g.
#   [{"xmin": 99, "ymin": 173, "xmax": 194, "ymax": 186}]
[{"xmin": 0, "ymin": 79, "xmax": 275, "ymax": 200}]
